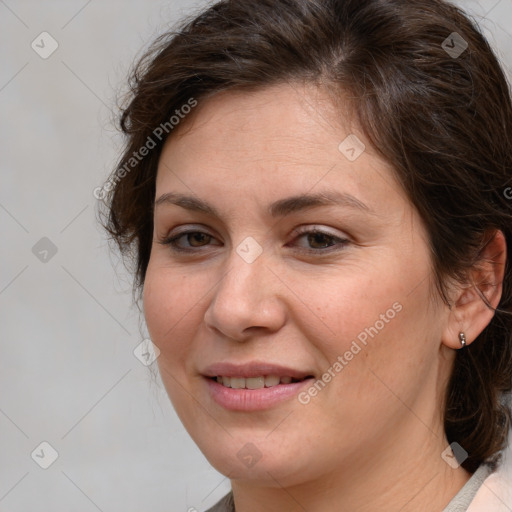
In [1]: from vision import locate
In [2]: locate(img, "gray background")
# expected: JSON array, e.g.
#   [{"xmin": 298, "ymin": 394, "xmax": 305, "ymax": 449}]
[{"xmin": 1, "ymin": 1, "xmax": 511, "ymax": 511}]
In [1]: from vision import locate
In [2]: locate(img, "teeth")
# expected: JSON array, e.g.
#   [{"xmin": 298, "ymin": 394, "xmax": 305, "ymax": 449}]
[
  {"xmin": 230, "ymin": 377, "xmax": 245, "ymax": 389},
  {"xmin": 265, "ymin": 375, "xmax": 280, "ymax": 387},
  {"xmin": 246, "ymin": 377, "xmax": 265, "ymax": 389},
  {"xmin": 214, "ymin": 375, "xmax": 302, "ymax": 389}
]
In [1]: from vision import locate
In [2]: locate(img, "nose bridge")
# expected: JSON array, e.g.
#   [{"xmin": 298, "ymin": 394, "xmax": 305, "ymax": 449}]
[
  {"xmin": 217, "ymin": 236, "xmax": 269, "ymax": 306},
  {"xmin": 204, "ymin": 236, "xmax": 285, "ymax": 338}
]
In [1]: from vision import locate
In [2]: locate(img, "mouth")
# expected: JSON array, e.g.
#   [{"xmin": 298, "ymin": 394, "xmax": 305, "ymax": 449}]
[
  {"xmin": 208, "ymin": 375, "xmax": 314, "ymax": 389},
  {"xmin": 201, "ymin": 362, "xmax": 316, "ymax": 410},
  {"xmin": 204, "ymin": 374, "xmax": 315, "ymax": 411}
]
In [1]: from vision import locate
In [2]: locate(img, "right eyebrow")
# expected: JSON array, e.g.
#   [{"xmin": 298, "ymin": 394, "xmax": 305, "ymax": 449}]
[{"xmin": 154, "ymin": 190, "xmax": 375, "ymax": 218}]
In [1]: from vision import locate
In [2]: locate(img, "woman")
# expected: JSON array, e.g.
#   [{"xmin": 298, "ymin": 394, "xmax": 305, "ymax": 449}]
[{"xmin": 99, "ymin": 0, "xmax": 512, "ymax": 510}]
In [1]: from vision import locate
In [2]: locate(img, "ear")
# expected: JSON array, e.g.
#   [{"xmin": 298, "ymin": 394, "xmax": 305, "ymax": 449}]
[{"xmin": 442, "ymin": 229, "xmax": 507, "ymax": 350}]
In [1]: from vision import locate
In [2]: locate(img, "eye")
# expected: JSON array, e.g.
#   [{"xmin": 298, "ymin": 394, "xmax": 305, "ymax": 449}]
[
  {"xmin": 157, "ymin": 226, "xmax": 350, "ymax": 254},
  {"xmin": 290, "ymin": 226, "xmax": 349, "ymax": 253},
  {"xmin": 158, "ymin": 229, "xmax": 218, "ymax": 252}
]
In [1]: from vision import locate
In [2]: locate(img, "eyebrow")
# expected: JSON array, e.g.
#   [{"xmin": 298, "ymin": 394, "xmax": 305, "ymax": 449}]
[{"xmin": 154, "ymin": 190, "xmax": 374, "ymax": 217}]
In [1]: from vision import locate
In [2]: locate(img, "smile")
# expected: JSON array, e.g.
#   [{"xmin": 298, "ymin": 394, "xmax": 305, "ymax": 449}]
[{"xmin": 212, "ymin": 375, "xmax": 308, "ymax": 389}]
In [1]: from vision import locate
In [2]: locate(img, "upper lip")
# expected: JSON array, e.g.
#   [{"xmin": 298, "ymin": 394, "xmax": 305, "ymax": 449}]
[{"xmin": 201, "ymin": 361, "xmax": 314, "ymax": 380}]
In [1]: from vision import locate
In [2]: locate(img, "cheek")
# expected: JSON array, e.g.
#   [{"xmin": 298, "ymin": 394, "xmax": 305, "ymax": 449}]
[
  {"xmin": 143, "ymin": 265, "xmax": 208, "ymax": 423},
  {"xmin": 301, "ymin": 257, "xmax": 435, "ymax": 393},
  {"xmin": 300, "ymin": 268, "xmax": 403, "ymax": 352},
  {"xmin": 143, "ymin": 265, "xmax": 205, "ymax": 365}
]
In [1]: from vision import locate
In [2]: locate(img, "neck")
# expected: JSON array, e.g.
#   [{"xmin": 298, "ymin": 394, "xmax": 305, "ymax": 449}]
[{"xmin": 230, "ymin": 418, "xmax": 472, "ymax": 512}]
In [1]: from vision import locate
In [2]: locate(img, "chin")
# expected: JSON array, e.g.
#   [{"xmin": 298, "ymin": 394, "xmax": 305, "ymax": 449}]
[{"xmin": 197, "ymin": 437, "xmax": 314, "ymax": 487}]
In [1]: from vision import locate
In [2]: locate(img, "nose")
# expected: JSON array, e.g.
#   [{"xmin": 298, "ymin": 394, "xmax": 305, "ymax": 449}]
[{"xmin": 203, "ymin": 244, "xmax": 287, "ymax": 342}]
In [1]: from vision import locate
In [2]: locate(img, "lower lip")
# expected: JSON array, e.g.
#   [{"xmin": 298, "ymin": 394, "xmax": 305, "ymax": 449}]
[{"xmin": 204, "ymin": 377, "xmax": 314, "ymax": 411}]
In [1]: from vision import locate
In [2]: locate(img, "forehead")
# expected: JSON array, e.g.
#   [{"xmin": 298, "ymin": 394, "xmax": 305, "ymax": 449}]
[
  {"xmin": 155, "ymin": 83, "xmax": 407, "ymax": 215},
  {"xmin": 160, "ymin": 84, "xmax": 354, "ymax": 164}
]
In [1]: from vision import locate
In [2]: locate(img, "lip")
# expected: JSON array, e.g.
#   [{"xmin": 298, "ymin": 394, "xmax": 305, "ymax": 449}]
[
  {"xmin": 204, "ymin": 377, "xmax": 314, "ymax": 411},
  {"xmin": 201, "ymin": 361, "xmax": 314, "ymax": 380},
  {"xmin": 201, "ymin": 361, "xmax": 315, "ymax": 412}
]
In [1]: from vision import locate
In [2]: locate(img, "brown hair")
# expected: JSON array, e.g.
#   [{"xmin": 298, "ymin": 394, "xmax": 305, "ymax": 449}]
[{"xmin": 99, "ymin": 0, "xmax": 512, "ymax": 473}]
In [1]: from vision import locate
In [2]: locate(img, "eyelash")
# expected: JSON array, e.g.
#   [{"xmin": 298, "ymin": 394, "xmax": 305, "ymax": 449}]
[{"xmin": 157, "ymin": 226, "xmax": 350, "ymax": 255}]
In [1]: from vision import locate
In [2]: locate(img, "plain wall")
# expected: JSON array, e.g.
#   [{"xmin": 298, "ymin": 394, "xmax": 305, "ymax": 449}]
[{"xmin": 1, "ymin": 1, "xmax": 511, "ymax": 510}]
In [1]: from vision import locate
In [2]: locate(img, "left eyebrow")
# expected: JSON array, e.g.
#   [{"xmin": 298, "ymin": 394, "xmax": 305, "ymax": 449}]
[
  {"xmin": 268, "ymin": 190, "xmax": 374, "ymax": 217},
  {"xmin": 154, "ymin": 190, "xmax": 375, "ymax": 217}
]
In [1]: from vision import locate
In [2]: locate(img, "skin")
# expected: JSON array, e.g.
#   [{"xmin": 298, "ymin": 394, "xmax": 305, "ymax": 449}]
[{"xmin": 143, "ymin": 82, "xmax": 506, "ymax": 511}]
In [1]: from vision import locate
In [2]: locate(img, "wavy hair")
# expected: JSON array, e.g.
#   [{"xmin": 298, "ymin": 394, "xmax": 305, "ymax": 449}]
[{"xmin": 99, "ymin": 0, "xmax": 512, "ymax": 473}]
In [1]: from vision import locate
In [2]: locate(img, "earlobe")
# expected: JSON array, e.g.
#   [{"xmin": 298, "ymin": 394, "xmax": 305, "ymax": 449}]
[{"xmin": 441, "ymin": 229, "xmax": 507, "ymax": 350}]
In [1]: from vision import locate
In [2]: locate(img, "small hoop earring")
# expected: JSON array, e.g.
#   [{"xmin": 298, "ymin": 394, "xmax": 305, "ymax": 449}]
[{"xmin": 459, "ymin": 332, "xmax": 467, "ymax": 348}]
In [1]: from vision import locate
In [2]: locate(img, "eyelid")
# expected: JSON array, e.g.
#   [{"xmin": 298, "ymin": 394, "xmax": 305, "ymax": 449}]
[
  {"xmin": 292, "ymin": 224, "xmax": 348, "ymax": 239},
  {"xmin": 289, "ymin": 225, "xmax": 350, "ymax": 253},
  {"xmin": 157, "ymin": 223, "xmax": 351, "ymax": 254},
  {"xmin": 161, "ymin": 223, "xmax": 348, "ymax": 240}
]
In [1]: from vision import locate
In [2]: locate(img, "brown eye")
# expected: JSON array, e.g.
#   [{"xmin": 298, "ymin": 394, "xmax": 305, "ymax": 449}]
[
  {"xmin": 187, "ymin": 232, "xmax": 212, "ymax": 247},
  {"xmin": 291, "ymin": 227, "xmax": 349, "ymax": 254},
  {"xmin": 306, "ymin": 232, "xmax": 336, "ymax": 249},
  {"xmin": 158, "ymin": 230, "xmax": 220, "ymax": 252}
]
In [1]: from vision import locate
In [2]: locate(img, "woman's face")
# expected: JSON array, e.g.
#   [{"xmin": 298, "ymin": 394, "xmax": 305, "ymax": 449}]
[{"xmin": 143, "ymin": 83, "xmax": 454, "ymax": 486}]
